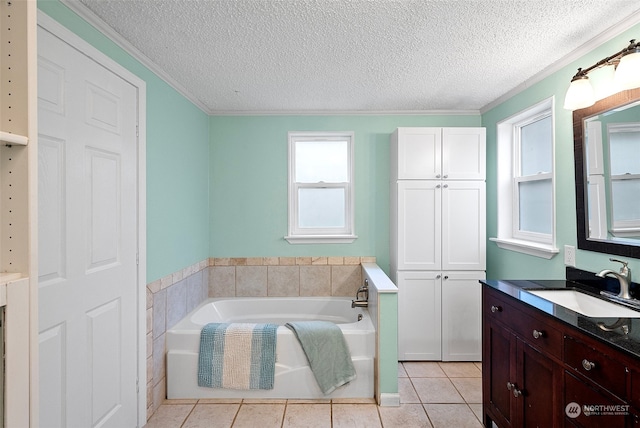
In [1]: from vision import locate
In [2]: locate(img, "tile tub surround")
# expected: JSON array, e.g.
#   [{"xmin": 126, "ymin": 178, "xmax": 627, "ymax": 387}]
[
  {"xmin": 208, "ymin": 257, "xmax": 376, "ymax": 298},
  {"xmin": 147, "ymin": 260, "xmax": 210, "ymax": 419},
  {"xmin": 146, "ymin": 256, "xmax": 376, "ymax": 420}
]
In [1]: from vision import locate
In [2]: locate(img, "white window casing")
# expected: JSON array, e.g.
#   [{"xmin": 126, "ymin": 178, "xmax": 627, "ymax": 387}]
[
  {"xmin": 491, "ymin": 97, "xmax": 559, "ymax": 258},
  {"xmin": 285, "ymin": 131, "xmax": 357, "ymax": 244}
]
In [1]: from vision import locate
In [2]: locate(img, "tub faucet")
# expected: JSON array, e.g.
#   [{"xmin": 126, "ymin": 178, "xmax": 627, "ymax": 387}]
[
  {"xmin": 597, "ymin": 258, "xmax": 632, "ymax": 300},
  {"xmin": 352, "ymin": 279, "xmax": 369, "ymax": 308}
]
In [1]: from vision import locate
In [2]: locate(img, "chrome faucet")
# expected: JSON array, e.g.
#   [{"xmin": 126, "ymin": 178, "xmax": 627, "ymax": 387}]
[
  {"xmin": 597, "ymin": 258, "xmax": 632, "ymax": 300},
  {"xmin": 352, "ymin": 279, "xmax": 369, "ymax": 308}
]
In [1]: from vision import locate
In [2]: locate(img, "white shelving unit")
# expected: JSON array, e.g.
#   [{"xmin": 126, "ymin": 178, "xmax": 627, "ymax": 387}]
[{"xmin": 0, "ymin": 0, "xmax": 38, "ymax": 426}]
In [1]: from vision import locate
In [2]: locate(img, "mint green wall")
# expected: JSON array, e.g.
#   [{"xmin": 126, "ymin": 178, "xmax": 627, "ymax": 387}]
[
  {"xmin": 209, "ymin": 115, "xmax": 481, "ymax": 273},
  {"xmin": 38, "ymin": 1, "xmax": 211, "ymax": 282},
  {"xmin": 482, "ymin": 23, "xmax": 640, "ymax": 280}
]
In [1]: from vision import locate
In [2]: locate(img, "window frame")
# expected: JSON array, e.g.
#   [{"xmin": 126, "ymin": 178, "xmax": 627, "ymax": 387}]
[
  {"xmin": 490, "ymin": 97, "xmax": 559, "ymax": 258},
  {"xmin": 285, "ymin": 131, "xmax": 357, "ymax": 244},
  {"xmin": 512, "ymin": 111, "xmax": 554, "ymax": 244},
  {"xmin": 607, "ymin": 123, "xmax": 640, "ymax": 236}
]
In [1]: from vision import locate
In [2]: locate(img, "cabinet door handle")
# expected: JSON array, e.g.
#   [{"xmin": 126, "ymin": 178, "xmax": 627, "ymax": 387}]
[
  {"xmin": 443, "ymin": 175, "xmax": 448, "ymax": 179},
  {"xmin": 436, "ymin": 174, "xmax": 441, "ymax": 178},
  {"xmin": 443, "ymin": 184, "xmax": 449, "ymax": 188},
  {"xmin": 582, "ymin": 359, "xmax": 596, "ymax": 371},
  {"xmin": 532, "ymin": 329, "xmax": 545, "ymax": 339},
  {"xmin": 491, "ymin": 305, "xmax": 502, "ymax": 313},
  {"xmin": 506, "ymin": 382, "xmax": 522, "ymax": 397},
  {"xmin": 443, "ymin": 275, "xmax": 449, "ymax": 280},
  {"xmin": 436, "ymin": 184, "xmax": 441, "ymax": 188}
]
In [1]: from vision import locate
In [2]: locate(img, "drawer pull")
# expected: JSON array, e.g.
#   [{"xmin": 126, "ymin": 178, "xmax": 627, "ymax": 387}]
[
  {"xmin": 532, "ymin": 329, "xmax": 545, "ymax": 339},
  {"xmin": 582, "ymin": 359, "xmax": 596, "ymax": 371},
  {"xmin": 491, "ymin": 305, "xmax": 502, "ymax": 313},
  {"xmin": 512, "ymin": 388, "xmax": 522, "ymax": 398},
  {"xmin": 506, "ymin": 381, "xmax": 514, "ymax": 390}
]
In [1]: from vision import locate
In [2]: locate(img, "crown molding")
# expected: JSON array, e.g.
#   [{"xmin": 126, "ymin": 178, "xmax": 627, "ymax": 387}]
[
  {"xmin": 59, "ymin": 0, "xmax": 210, "ymax": 114},
  {"xmin": 480, "ymin": 9, "xmax": 640, "ymax": 114},
  {"xmin": 209, "ymin": 109, "xmax": 481, "ymax": 116}
]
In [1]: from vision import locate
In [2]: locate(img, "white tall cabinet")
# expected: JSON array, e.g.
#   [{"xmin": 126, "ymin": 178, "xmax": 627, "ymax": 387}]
[{"xmin": 390, "ymin": 127, "xmax": 486, "ymax": 361}]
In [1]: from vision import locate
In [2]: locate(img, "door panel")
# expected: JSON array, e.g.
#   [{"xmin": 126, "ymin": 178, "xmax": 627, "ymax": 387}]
[{"xmin": 38, "ymin": 26, "xmax": 138, "ymax": 428}]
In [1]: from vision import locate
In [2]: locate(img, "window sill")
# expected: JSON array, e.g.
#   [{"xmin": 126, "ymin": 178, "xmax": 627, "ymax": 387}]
[
  {"xmin": 490, "ymin": 237, "xmax": 559, "ymax": 259},
  {"xmin": 285, "ymin": 235, "xmax": 358, "ymax": 244}
]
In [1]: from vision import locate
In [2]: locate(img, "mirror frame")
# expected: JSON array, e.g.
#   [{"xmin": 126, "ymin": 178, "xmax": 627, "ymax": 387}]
[{"xmin": 573, "ymin": 87, "xmax": 640, "ymax": 259}]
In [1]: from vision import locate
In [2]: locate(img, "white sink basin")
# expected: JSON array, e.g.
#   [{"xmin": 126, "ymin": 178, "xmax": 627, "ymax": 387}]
[{"xmin": 526, "ymin": 289, "xmax": 640, "ymax": 318}]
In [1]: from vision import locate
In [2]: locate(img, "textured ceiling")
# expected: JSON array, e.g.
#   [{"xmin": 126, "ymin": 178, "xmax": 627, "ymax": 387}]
[{"xmin": 72, "ymin": 0, "xmax": 640, "ymax": 114}]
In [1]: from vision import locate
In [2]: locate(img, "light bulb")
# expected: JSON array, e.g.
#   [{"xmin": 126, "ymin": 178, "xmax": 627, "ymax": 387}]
[
  {"xmin": 564, "ymin": 76, "xmax": 595, "ymax": 110},
  {"xmin": 614, "ymin": 50, "xmax": 640, "ymax": 90}
]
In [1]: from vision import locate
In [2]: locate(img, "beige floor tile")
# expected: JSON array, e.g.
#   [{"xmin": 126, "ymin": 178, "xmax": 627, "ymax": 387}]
[
  {"xmin": 283, "ymin": 404, "xmax": 332, "ymax": 428},
  {"xmin": 144, "ymin": 404, "xmax": 194, "ymax": 428},
  {"xmin": 398, "ymin": 362, "xmax": 408, "ymax": 378},
  {"xmin": 287, "ymin": 398, "xmax": 331, "ymax": 404},
  {"xmin": 231, "ymin": 403, "xmax": 285, "ymax": 428},
  {"xmin": 411, "ymin": 378, "xmax": 464, "ymax": 404},
  {"xmin": 398, "ymin": 377, "xmax": 420, "ymax": 404},
  {"xmin": 378, "ymin": 403, "xmax": 433, "ymax": 428},
  {"xmin": 332, "ymin": 404, "xmax": 382, "ymax": 428},
  {"xmin": 474, "ymin": 362, "xmax": 483, "ymax": 372},
  {"xmin": 332, "ymin": 397, "xmax": 377, "ymax": 404},
  {"xmin": 197, "ymin": 398, "xmax": 242, "ymax": 404},
  {"xmin": 242, "ymin": 398, "xmax": 287, "ymax": 404},
  {"xmin": 450, "ymin": 378, "xmax": 482, "ymax": 403},
  {"xmin": 423, "ymin": 404, "xmax": 483, "ymax": 428},
  {"xmin": 402, "ymin": 362, "xmax": 446, "ymax": 378},
  {"xmin": 467, "ymin": 403, "xmax": 484, "ymax": 422},
  {"xmin": 163, "ymin": 398, "xmax": 199, "ymax": 405},
  {"xmin": 438, "ymin": 362, "xmax": 482, "ymax": 378},
  {"xmin": 182, "ymin": 404, "xmax": 239, "ymax": 428}
]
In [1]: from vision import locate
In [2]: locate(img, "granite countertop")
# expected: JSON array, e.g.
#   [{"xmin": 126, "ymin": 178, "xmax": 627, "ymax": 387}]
[{"xmin": 481, "ymin": 272, "xmax": 640, "ymax": 360}]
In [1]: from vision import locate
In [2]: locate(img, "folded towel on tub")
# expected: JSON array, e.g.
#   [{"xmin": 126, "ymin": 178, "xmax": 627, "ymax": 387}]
[
  {"xmin": 198, "ymin": 323, "xmax": 278, "ymax": 390},
  {"xmin": 285, "ymin": 321, "xmax": 356, "ymax": 395}
]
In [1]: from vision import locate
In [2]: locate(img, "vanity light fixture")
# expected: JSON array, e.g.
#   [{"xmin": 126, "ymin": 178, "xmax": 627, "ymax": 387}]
[{"xmin": 564, "ymin": 39, "xmax": 640, "ymax": 110}]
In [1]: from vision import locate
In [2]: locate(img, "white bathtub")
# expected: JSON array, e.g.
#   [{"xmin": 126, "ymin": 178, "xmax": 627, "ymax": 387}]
[{"xmin": 166, "ymin": 297, "xmax": 375, "ymax": 399}]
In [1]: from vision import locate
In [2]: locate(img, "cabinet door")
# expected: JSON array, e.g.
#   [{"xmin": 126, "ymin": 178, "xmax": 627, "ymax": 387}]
[
  {"xmin": 483, "ymin": 317, "xmax": 516, "ymax": 427},
  {"xmin": 397, "ymin": 271, "xmax": 442, "ymax": 360},
  {"xmin": 396, "ymin": 181, "xmax": 441, "ymax": 270},
  {"xmin": 442, "ymin": 272, "xmax": 484, "ymax": 361},
  {"xmin": 394, "ymin": 127, "xmax": 442, "ymax": 179},
  {"xmin": 442, "ymin": 127, "xmax": 486, "ymax": 180},
  {"xmin": 441, "ymin": 181, "xmax": 486, "ymax": 270},
  {"xmin": 518, "ymin": 340, "xmax": 561, "ymax": 428}
]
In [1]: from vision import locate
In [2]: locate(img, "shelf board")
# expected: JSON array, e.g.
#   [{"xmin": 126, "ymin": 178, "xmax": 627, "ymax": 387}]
[
  {"xmin": 0, "ymin": 131, "xmax": 28, "ymax": 146},
  {"xmin": 0, "ymin": 272, "xmax": 22, "ymax": 284}
]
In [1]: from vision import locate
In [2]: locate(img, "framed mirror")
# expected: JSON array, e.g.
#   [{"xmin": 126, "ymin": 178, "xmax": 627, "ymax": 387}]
[{"xmin": 573, "ymin": 87, "xmax": 640, "ymax": 258}]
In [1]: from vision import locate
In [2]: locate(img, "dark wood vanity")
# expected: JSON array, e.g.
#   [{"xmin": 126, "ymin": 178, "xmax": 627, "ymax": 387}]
[{"xmin": 482, "ymin": 272, "xmax": 640, "ymax": 428}]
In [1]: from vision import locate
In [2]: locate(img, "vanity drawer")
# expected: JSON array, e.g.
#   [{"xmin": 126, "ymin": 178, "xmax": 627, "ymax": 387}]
[
  {"xmin": 510, "ymin": 311, "xmax": 562, "ymax": 358},
  {"xmin": 564, "ymin": 335, "xmax": 627, "ymax": 400},
  {"xmin": 564, "ymin": 371, "xmax": 627, "ymax": 428}
]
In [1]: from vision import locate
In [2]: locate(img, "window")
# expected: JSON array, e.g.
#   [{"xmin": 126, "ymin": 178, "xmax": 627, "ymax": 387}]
[
  {"xmin": 608, "ymin": 123, "xmax": 640, "ymax": 236},
  {"xmin": 285, "ymin": 131, "xmax": 356, "ymax": 244},
  {"xmin": 491, "ymin": 98, "xmax": 559, "ymax": 258}
]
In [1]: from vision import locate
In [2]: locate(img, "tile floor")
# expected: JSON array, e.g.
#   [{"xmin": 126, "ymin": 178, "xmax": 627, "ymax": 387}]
[{"xmin": 144, "ymin": 361, "xmax": 484, "ymax": 428}]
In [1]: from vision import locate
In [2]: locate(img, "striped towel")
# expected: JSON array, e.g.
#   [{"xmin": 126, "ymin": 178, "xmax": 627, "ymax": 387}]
[{"xmin": 198, "ymin": 323, "xmax": 278, "ymax": 390}]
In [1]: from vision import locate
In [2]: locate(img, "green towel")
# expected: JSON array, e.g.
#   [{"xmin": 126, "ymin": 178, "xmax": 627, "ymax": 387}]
[{"xmin": 285, "ymin": 321, "xmax": 356, "ymax": 394}]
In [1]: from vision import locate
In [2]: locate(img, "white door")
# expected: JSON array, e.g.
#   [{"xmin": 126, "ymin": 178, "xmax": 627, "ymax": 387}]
[
  {"xmin": 395, "ymin": 128, "xmax": 442, "ymax": 179},
  {"xmin": 396, "ymin": 181, "xmax": 441, "ymax": 271},
  {"xmin": 397, "ymin": 271, "xmax": 442, "ymax": 361},
  {"xmin": 37, "ymin": 25, "xmax": 139, "ymax": 427},
  {"xmin": 441, "ymin": 271, "xmax": 484, "ymax": 361},
  {"xmin": 441, "ymin": 127, "xmax": 486, "ymax": 180},
  {"xmin": 441, "ymin": 181, "xmax": 486, "ymax": 271}
]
